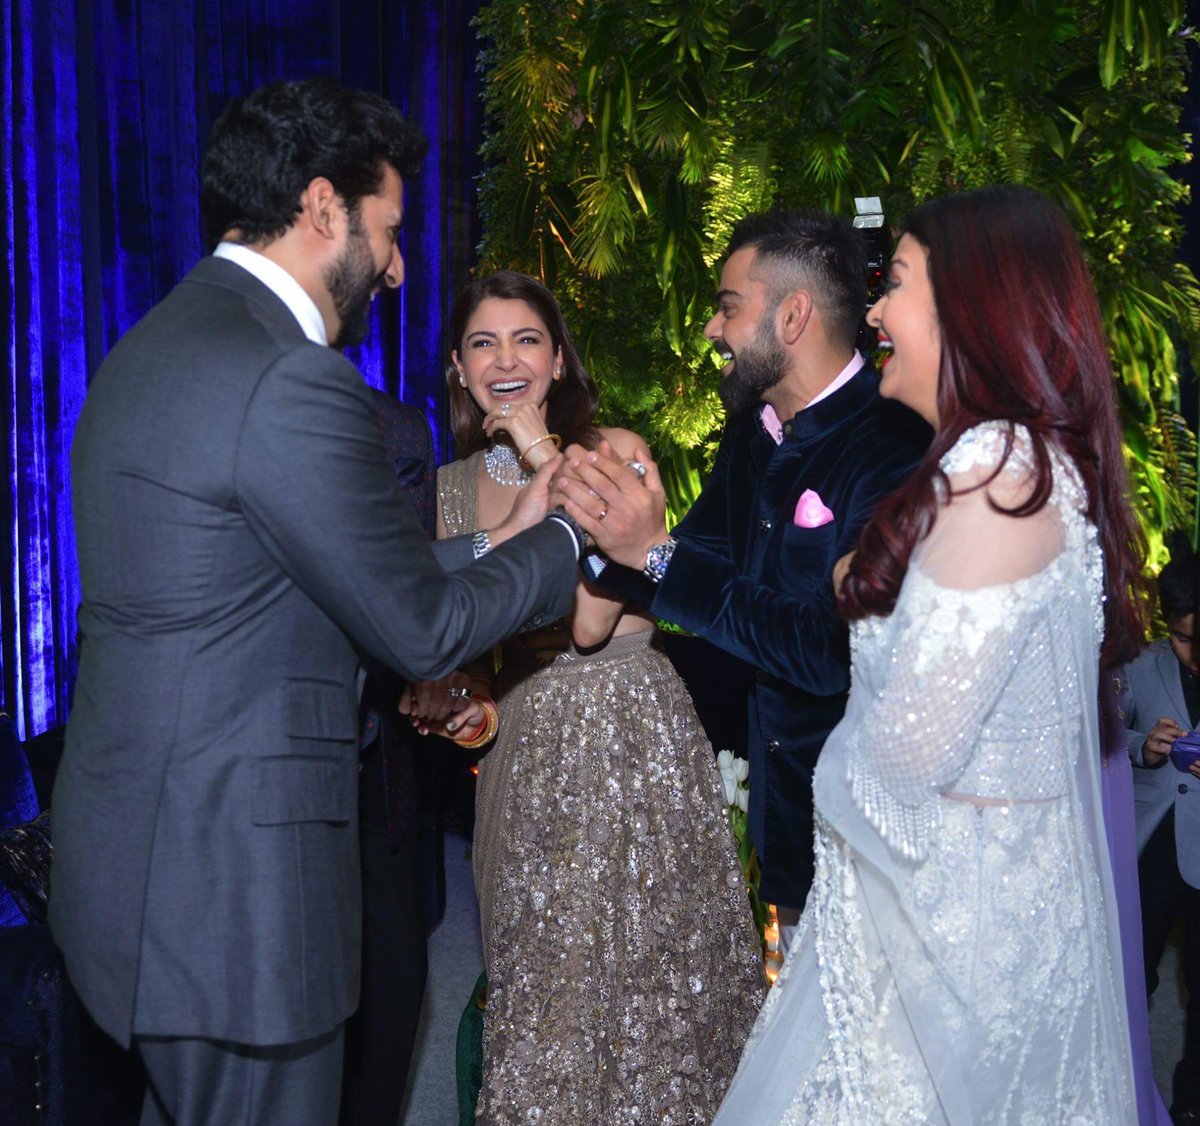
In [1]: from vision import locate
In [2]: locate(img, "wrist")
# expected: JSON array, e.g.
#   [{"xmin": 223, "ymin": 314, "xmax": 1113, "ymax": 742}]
[
  {"xmin": 517, "ymin": 433, "xmax": 561, "ymax": 469},
  {"xmin": 485, "ymin": 520, "xmax": 519, "ymax": 549},
  {"xmin": 546, "ymin": 506, "xmax": 588, "ymax": 558}
]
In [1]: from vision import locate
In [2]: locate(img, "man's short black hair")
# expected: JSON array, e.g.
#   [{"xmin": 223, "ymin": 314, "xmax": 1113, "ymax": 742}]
[
  {"xmin": 725, "ymin": 209, "xmax": 867, "ymax": 350},
  {"xmin": 201, "ymin": 77, "xmax": 427, "ymax": 248},
  {"xmin": 1159, "ymin": 548, "xmax": 1200, "ymax": 620}
]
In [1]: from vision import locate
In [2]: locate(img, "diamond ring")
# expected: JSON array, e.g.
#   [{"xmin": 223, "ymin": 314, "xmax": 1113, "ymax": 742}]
[
  {"xmin": 625, "ymin": 460, "xmax": 647, "ymax": 479},
  {"xmin": 501, "ymin": 403, "xmax": 510, "ymax": 417},
  {"xmin": 447, "ymin": 687, "xmax": 471, "ymax": 699}
]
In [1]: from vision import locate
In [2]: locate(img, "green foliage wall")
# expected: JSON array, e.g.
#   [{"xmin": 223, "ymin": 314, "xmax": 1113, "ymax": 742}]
[{"xmin": 475, "ymin": 0, "xmax": 1198, "ymax": 553}]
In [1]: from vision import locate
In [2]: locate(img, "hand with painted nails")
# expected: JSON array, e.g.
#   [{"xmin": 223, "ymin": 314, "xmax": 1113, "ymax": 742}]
[{"xmin": 553, "ymin": 439, "xmax": 669, "ymax": 569}]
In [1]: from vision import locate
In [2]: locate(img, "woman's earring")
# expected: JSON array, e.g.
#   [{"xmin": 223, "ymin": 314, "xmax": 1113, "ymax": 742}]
[
  {"xmin": 554, "ymin": 364, "xmax": 563, "ymax": 380},
  {"xmin": 458, "ymin": 373, "xmax": 466, "ymax": 387}
]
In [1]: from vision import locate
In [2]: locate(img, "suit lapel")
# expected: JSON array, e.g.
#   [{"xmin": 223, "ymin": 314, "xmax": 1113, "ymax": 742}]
[{"xmin": 1154, "ymin": 644, "xmax": 1190, "ymax": 728}]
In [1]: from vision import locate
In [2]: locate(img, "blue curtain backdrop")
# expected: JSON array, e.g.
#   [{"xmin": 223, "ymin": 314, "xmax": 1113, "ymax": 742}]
[{"xmin": 2, "ymin": 0, "xmax": 483, "ymax": 739}]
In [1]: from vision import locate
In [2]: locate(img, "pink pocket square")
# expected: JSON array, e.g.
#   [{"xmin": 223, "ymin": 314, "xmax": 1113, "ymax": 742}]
[{"xmin": 794, "ymin": 489, "xmax": 834, "ymax": 528}]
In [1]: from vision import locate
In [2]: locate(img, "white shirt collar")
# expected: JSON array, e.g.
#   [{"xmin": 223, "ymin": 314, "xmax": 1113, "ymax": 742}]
[{"xmin": 213, "ymin": 241, "xmax": 328, "ymax": 345}]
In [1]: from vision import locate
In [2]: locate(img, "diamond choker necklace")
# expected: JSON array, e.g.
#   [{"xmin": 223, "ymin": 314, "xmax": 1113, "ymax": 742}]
[{"xmin": 484, "ymin": 443, "xmax": 534, "ymax": 487}]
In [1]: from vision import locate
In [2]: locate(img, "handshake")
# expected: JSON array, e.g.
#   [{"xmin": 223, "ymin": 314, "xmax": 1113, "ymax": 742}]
[
  {"xmin": 494, "ymin": 438, "xmax": 670, "ymax": 572},
  {"xmin": 550, "ymin": 440, "xmax": 670, "ymax": 570}
]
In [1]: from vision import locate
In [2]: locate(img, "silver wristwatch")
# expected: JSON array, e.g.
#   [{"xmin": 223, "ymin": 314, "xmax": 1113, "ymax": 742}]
[
  {"xmin": 643, "ymin": 537, "xmax": 677, "ymax": 583},
  {"xmin": 471, "ymin": 530, "xmax": 493, "ymax": 560}
]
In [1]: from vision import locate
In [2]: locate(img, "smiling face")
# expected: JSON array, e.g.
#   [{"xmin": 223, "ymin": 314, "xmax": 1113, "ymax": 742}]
[
  {"xmin": 703, "ymin": 247, "xmax": 788, "ymax": 414},
  {"xmin": 325, "ymin": 163, "xmax": 406, "ymax": 349},
  {"xmin": 866, "ymin": 233, "xmax": 942, "ymax": 426},
  {"xmin": 452, "ymin": 297, "xmax": 563, "ymax": 413}
]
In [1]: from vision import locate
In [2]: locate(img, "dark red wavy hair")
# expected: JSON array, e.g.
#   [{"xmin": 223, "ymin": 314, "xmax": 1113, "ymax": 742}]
[{"xmin": 839, "ymin": 184, "xmax": 1147, "ymax": 667}]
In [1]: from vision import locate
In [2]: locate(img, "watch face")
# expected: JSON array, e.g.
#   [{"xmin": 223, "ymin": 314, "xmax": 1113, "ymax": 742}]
[{"xmin": 644, "ymin": 538, "xmax": 676, "ymax": 580}]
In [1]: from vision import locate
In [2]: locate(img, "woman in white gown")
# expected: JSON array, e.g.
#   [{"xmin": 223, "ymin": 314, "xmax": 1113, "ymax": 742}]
[{"xmin": 715, "ymin": 184, "xmax": 1149, "ymax": 1124}]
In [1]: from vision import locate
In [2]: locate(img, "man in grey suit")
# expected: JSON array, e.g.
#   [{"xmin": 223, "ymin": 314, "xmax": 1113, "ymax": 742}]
[
  {"xmin": 49, "ymin": 78, "xmax": 581, "ymax": 1125},
  {"xmin": 1121, "ymin": 550, "xmax": 1200, "ymax": 1123}
]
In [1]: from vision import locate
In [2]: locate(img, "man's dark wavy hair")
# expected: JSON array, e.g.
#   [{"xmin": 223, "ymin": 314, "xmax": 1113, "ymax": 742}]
[
  {"xmin": 1159, "ymin": 536, "xmax": 1199, "ymax": 621},
  {"xmin": 201, "ymin": 77, "xmax": 427, "ymax": 248}
]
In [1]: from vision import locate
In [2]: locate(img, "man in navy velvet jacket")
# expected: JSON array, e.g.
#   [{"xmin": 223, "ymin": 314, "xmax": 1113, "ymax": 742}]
[{"xmin": 558, "ymin": 210, "xmax": 928, "ymax": 926}]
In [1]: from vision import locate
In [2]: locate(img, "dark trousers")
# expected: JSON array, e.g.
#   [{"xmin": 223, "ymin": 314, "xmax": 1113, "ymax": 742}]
[
  {"xmin": 339, "ymin": 827, "xmax": 427, "ymax": 1125},
  {"xmin": 136, "ymin": 1026, "xmax": 343, "ymax": 1125},
  {"xmin": 1140, "ymin": 808, "xmax": 1200, "ymax": 1112}
]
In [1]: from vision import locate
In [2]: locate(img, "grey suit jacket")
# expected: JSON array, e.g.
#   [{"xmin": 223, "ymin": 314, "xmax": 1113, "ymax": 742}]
[
  {"xmin": 1119, "ymin": 639, "xmax": 1200, "ymax": 886},
  {"xmin": 49, "ymin": 257, "xmax": 576, "ymax": 1048}
]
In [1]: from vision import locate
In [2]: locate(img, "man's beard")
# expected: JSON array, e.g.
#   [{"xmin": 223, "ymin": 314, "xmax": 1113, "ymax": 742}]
[
  {"xmin": 718, "ymin": 314, "xmax": 788, "ymax": 414},
  {"xmin": 326, "ymin": 214, "xmax": 386, "ymax": 349}
]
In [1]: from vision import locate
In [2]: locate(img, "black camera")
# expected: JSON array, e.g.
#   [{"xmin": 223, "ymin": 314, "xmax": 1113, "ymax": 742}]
[{"xmin": 853, "ymin": 196, "xmax": 890, "ymax": 356}]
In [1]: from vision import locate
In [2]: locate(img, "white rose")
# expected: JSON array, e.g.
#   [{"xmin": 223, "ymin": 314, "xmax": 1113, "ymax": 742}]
[
  {"xmin": 721, "ymin": 771, "xmax": 738, "ymax": 806},
  {"xmin": 735, "ymin": 788, "xmax": 749, "ymax": 813},
  {"xmin": 733, "ymin": 756, "xmax": 749, "ymax": 782},
  {"xmin": 716, "ymin": 749, "xmax": 734, "ymax": 771}
]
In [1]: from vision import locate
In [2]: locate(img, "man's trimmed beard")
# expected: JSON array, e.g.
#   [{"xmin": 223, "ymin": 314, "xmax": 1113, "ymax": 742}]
[
  {"xmin": 326, "ymin": 210, "xmax": 386, "ymax": 350},
  {"xmin": 718, "ymin": 307, "xmax": 789, "ymax": 415}
]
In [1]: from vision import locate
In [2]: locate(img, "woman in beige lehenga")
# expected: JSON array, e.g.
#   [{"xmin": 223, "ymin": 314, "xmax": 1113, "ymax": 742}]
[{"xmin": 435, "ymin": 270, "xmax": 764, "ymax": 1125}]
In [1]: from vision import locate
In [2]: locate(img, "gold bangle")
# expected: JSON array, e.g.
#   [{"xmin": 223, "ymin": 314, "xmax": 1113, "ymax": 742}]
[
  {"xmin": 458, "ymin": 711, "xmax": 497, "ymax": 750},
  {"xmin": 453, "ymin": 712, "xmax": 488, "ymax": 745},
  {"xmin": 454, "ymin": 697, "xmax": 499, "ymax": 749},
  {"xmin": 517, "ymin": 433, "xmax": 562, "ymax": 463}
]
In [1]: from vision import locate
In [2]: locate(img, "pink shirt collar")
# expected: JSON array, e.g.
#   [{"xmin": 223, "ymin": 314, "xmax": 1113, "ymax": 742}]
[{"xmin": 759, "ymin": 351, "xmax": 865, "ymax": 445}]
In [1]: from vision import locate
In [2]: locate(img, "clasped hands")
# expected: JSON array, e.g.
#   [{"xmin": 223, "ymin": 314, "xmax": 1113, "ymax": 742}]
[
  {"xmin": 551, "ymin": 440, "xmax": 669, "ymax": 571},
  {"xmin": 398, "ymin": 671, "xmax": 483, "ymax": 739}
]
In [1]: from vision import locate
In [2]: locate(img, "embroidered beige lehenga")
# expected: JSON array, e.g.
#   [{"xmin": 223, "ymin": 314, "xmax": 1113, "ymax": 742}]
[{"xmin": 440, "ymin": 452, "xmax": 765, "ymax": 1126}]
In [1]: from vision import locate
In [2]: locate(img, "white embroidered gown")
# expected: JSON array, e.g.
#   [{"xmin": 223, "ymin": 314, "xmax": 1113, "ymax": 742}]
[{"xmin": 715, "ymin": 423, "xmax": 1135, "ymax": 1124}]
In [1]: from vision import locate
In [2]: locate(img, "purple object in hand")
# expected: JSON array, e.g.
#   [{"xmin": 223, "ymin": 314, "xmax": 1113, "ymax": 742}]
[{"xmin": 1170, "ymin": 730, "xmax": 1200, "ymax": 772}]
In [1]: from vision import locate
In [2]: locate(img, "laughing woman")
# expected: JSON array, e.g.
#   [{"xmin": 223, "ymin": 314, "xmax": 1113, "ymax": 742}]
[
  {"xmin": 715, "ymin": 185, "xmax": 1146, "ymax": 1124},
  {"xmin": 436, "ymin": 270, "xmax": 764, "ymax": 1126}
]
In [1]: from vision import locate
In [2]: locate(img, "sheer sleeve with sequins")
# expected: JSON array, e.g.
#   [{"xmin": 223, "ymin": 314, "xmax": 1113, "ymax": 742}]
[{"xmin": 844, "ymin": 424, "xmax": 1086, "ymax": 859}]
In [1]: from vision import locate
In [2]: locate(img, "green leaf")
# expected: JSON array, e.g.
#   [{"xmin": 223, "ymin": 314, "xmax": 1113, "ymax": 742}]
[
  {"xmin": 511, "ymin": 179, "xmax": 539, "ymax": 250},
  {"xmin": 746, "ymin": 65, "xmax": 778, "ymax": 100},
  {"xmin": 598, "ymin": 86, "xmax": 615, "ymax": 163},
  {"xmin": 727, "ymin": 3, "xmax": 775, "ymax": 55},
  {"xmin": 1041, "ymin": 118, "xmax": 1066, "ymax": 160},
  {"xmin": 619, "ymin": 58, "xmax": 635, "ymax": 136},
  {"xmin": 655, "ymin": 225, "xmax": 679, "ymax": 293},
  {"xmin": 1100, "ymin": 0, "xmax": 1122, "ymax": 89},
  {"xmin": 663, "ymin": 173, "xmax": 687, "ymax": 235},
  {"xmin": 624, "ymin": 164, "xmax": 651, "ymax": 217},
  {"xmin": 628, "ymin": 35, "xmax": 675, "ymax": 79},
  {"xmin": 581, "ymin": 13, "xmax": 616, "ymax": 68},
  {"xmin": 661, "ymin": 284, "xmax": 687, "ymax": 355},
  {"xmin": 678, "ymin": 68, "xmax": 708, "ymax": 120},
  {"xmin": 544, "ymin": 182, "xmax": 577, "ymax": 233}
]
